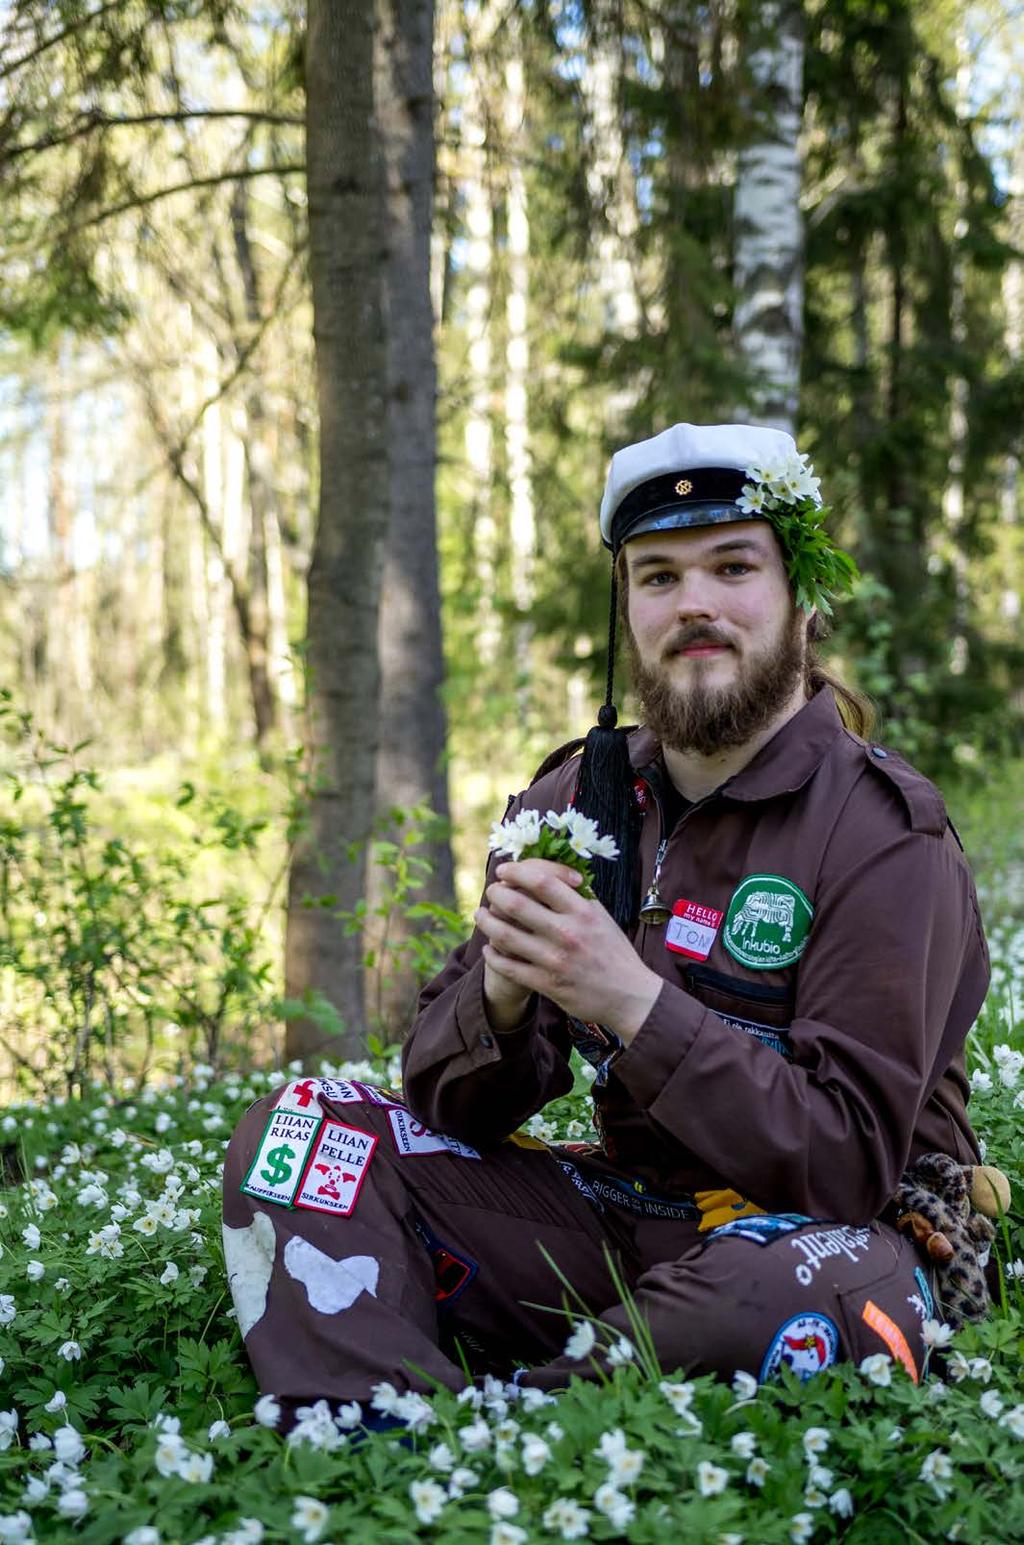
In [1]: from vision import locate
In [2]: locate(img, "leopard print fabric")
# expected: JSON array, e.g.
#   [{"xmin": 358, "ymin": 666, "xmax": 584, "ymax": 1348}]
[{"xmin": 893, "ymin": 1152, "xmax": 995, "ymax": 1328}]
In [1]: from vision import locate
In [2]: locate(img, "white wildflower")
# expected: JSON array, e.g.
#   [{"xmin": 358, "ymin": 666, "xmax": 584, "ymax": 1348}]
[
  {"xmin": 859, "ymin": 1353, "xmax": 892, "ymax": 1386},
  {"xmin": 789, "ymin": 1515, "xmax": 815, "ymax": 1544},
  {"xmin": 921, "ymin": 1319, "xmax": 954, "ymax": 1350},
  {"xmin": 0, "ymin": 1515, "xmax": 32, "ymax": 1543},
  {"xmin": 731, "ymin": 1370, "xmax": 758, "ymax": 1402},
  {"xmin": 141, "ymin": 1149, "xmax": 175, "ymax": 1174},
  {"xmin": 542, "ymin": 1497, "xmax": 591, "ymax": 1540},
  {"xmin": 57, "ymin": 1341, "xmax": 82, "ymax": 1362},
  {"xmin": 1005, "ymin": 1259, "xmax": 1024, "ymax": 1281},
  {"xmin": 253, "ymin": 1394, "xmax": 281, "ymax": 1428},
  {"xmin": 563, "ymin": 1320, "xmax": 596, "ymax": 1360},
  {"xmin": 28, "ymin": 1434, "xmax": 50, "ymax": 1452},
  {"xmin": 447, "ymin": 1466, "xmax": 479, "ymax": 1499},
  {"xmin": 409, "ymin": 1479, "xmax": 447, "ymax": 1525},
  {"xmin": 177, "ymin": 1450, "xmax": 213, "ymax": 1483},
  {"xmin": 52, "ymin": 1427, "xmax": 85, "ymax": 1465},
  {"xmin": 487, "ymin": 1488, "xmax": 519, "ymax": 1520},
  {"xmin": 802, "ymin": 1427, "xmax": 830, "ymax": 1457},
  {"xmin": 335, "ymin": 1400, "xmax": 361, "ymax": 1429},
  {"xmin": 746, "ymin": 1457, "xmax": 770, "ymax": 1488},
  {"xmin": 87, "ymin": 1223, "xmax": 123, "ymax": 1260},
  {"xmin": 207, "ymin": 1420, "xmax": 231, "ymax": 1441},
  {"xmin": 159, "ymin": 1263, "xmax": 179, "ymax": 1286},
  {"xmin": 830, "ymin": 1488, "xmax": 855, "ymax": 1518},
  {"xmin": 490, "ymin": 1526, "xmax": 527, "ymax": 1545},
  {"xmin": 592, "ymin": 1484, "xmax": 634, "ymax": 1530},
  {"xmin": 969, "ymin": 1070, "xmax": 993, "ymax": 1094},
  {"xmin": 1001, "ymin": 1405, "xmax": 1024, "ymax": 1438},
  {"xmin": 920, "ymin": 1450, "xmax": 954, "ymax": 1499},
  {"xmin": 0, "ymin": 1298, "xmax": 16, "ymax": 1327},
  {"xmin": 522, "ymin": 1433, "xmax": 552, "ymax": 1475},
  {"xmin": 428, "ymin": 1441, "xmax": 455, "ymax": 1472},
  {"xmin": 459, "ymin": 1418, "xmax": 492, "ymax": 1453},
  {"xmin": 133, "ymin": 1215, "xmax": 159, "ymax": 1237},
  {"xmin": 154, "ymin": 1431, "xmax": 187, "ymax": 1477},
  {"xmin": 697, "ymin": 1460, "xmax": 729, "ymax": 1497},
  {"xmin": 291, "ymin": 1496, "xmax": 329, "ymax": 1544},
  {"xmin": 56, "ymin": 1490, "xmax": 88, "ymax": 1519},
  {"xmin": 979, "ymin": 1390, "xmax": 1003, "ymax": 1419},
  {"xmin": 730, "ymin": 1431, "xmax": 757, "ymax": 1459},
  {"xmin": 969, "ymin": 1357, "xmax": 993, "ymax": 1383},
  {"xmin": 21, "ymin": 1226, "xmax": 40, "ymax": 1250},
  {"xmin": 44, "ymin": 1392, "xmax": 66, "ymax": 1414},
  {"xmin": 606, "ymin": 1336, "xmax": 635, "ymax": 1366}
]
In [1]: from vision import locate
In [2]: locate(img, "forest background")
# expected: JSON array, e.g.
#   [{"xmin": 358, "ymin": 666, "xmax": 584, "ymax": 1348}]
[{"xmin": 1, "ymin": 0, "xmax": 1023, "ymax": 1085}]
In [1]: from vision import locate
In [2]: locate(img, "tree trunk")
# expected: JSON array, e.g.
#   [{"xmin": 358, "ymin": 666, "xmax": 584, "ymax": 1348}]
[
  {"xmin": 284, "ymin": 0, "xmax": 389, "ymax": 1063},
  {"xmin": 732, "ymin": 0, "xmax": 805, "ymax": 434},
  {"xmin": 503, "ymin": 17, "xmax": 535, "ymax": 681},
  {"xmin": 367, "ymin": 0, "xmax": 454, "ymax": 1040}
]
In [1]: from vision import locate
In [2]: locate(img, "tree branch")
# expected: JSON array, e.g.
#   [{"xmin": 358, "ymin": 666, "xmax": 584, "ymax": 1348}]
[
  {"xmin": 5, "ymin": 109, "xmax": 304, "ymax": 162},
  {"xmin": 8, "ymin": 164, "xmax": 306, "ymax": 257},
  {"xmin": 0, "ymin": 0, "xmax": 134, "ymax": 82}
]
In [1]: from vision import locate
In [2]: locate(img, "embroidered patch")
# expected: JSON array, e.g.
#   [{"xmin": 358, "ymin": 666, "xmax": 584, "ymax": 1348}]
[
  {"xmin": 665, "ymin": 899, "xmax": 724, "ymax": 961},
  {"xmin": 862, "ymin": 1299, "xmax": 919, "ymax": 1384},
  {"xmin": 723, "ymin": 874, "xmax": 813, "ymax": 971},
  {"xmin": 283, "ymin": 1237, "xmax": 380, "ymax": 1313},
  {"xmin": 718, "ymin": 1013, "xmax": 793, "ymax": 1059},
  {"xmin": 221, "ymin": 1212, "xmax": 276, "ymax": 1338},
  {"xmin": 273, "ymin": 1077, "xmax": 366, "ymax": 1111},
  {"xmin": 241, "ymin": 1109, "xmax": 323, "ymax": 1206},
  {"xmin": 354, "ymin": 1082, "xmax": 402, "ymax": 1106},
  {"xmin": 760, "ymin": 1312, "xmax": 839, "ymax": 1383},
  {"xmin": 708, "ymin": 1211, "xmax": 810, "ymax": 1245},
  {"xmin": 292, "ymin": 1120, "xmax": 377, "ymax": 1215},
  {"xmin": 914, "ymin": 1266, "xmax": 935, "ymax": 1320},
  {"xmin": 554, "ymin": 1158, "xmax": 605, "ymax": 1212},
  {"xmin": 413, "ymin": 1218, "xmax": 478, "ymax": 1307},
  {"xmin": 789, "ymin": 1224, "xmax": 873, "ymax": 1287},
  {"xmin": 387, "ymin": 1107, "xmax": 480, "ymax": 1160}
]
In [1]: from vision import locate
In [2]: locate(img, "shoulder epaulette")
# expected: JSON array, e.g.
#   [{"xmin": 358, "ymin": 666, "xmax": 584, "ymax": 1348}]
[{"xmin": 863, "ymin": 743, "xmax": 947, "ymax": 836}]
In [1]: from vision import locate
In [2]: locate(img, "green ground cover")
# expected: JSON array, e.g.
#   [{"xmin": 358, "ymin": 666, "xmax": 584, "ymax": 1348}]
[{"xmin": 0, "ymin": 765, "xmax": 1018, "ymax": 1543}]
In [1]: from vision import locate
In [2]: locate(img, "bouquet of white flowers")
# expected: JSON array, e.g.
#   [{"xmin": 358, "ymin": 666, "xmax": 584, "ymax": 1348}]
[{"xmin": 487, "ymin": 808, "xmax": 619, "ymax": 900}]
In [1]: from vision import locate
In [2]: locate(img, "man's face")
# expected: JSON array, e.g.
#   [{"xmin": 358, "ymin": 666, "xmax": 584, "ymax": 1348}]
[{"xmin": 622, "ymin": 522, "xmax": 808, "ymax": 756}]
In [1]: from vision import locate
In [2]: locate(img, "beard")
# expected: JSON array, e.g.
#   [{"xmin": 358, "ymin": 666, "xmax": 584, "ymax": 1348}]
[{"xmin": 624, "ymin": 608, "xmax": 807, "ymax": 757}]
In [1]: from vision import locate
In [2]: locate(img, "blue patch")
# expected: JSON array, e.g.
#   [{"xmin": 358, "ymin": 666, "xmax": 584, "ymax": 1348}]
[
  {"xmin": 709, "ymin": 1212, "xmax": 811, "ymax": 1246},
  {"xmin": 914, "ymin": 1266, "xmax": 935, "ymax": 1319},
  {"xmin": 412, "ymin": 1217, "xmax": 477, "ymax": 1310},
  {"xmin": 719, "ymin": 1014, "xmax": 793, "ymax": 1059},
  {"xmin": 760, "ymin": 1312, "xmax": 840, "ymax": 1383}
]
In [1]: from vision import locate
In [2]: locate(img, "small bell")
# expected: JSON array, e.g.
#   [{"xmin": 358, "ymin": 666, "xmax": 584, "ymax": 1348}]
[{"xmin": 639, "ymin": 883, "xmax": 671, "ymax": 926}]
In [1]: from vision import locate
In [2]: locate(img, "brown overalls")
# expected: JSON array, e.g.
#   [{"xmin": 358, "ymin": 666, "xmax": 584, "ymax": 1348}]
[{"xmin": 222, "ymin": 691, "xmax": 989, "ymax": 1408}]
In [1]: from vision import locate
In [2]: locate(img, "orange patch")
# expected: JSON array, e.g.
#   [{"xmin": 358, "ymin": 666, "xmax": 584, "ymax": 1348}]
[{"xmin": 862, "ymin": 1298, "xmax": 919, "ymax": 1384}]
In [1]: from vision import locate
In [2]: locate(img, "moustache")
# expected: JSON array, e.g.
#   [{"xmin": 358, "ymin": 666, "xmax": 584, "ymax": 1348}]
[{"xmin": 663, "ymin": 626, "xmax": 734, "ymax": 657}]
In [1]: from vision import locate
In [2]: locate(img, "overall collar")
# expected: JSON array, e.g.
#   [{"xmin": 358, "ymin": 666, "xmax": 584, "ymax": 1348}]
[{"xmin": 629, "ymin": 688, "xmax": 846, "ymax": 805}]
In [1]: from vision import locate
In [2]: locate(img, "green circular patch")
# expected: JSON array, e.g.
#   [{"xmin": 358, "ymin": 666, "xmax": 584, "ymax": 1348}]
[{"xmin": 722, "ymin": 873, "xmax": 813, "ymax": 971}]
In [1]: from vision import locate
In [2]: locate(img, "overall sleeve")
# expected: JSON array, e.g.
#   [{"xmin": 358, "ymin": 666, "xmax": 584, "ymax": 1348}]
[
  {"xmin": 610, "ymin": 824, "xmax": 989, "ymax": 1223},
  {"xmin": 401, "ymin": 796, "xmax": 575, "ymax": 1147}
]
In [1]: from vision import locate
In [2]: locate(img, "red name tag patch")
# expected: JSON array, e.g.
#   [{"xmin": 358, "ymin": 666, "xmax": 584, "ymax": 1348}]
[{"xmin": 665, "ymin": 898, "xmax": 724, "ymax": 961}]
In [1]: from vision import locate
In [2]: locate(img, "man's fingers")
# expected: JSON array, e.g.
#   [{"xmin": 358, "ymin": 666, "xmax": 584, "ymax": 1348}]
[
  {"xmin": 476, "ymin": 905, "xmax": 558, "ymax": 968},
  {"xmin": 493, "ymin": 858, "xmax": 586, "ymax": 911},
  {"xmin": 483, "ymin": 881, "xmax": 569, "ymax": 935}
]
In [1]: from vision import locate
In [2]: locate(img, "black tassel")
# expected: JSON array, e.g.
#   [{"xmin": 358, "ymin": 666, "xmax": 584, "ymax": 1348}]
[{"xmin": 573, "ymin": 569, "xmax": 642, "ymax": 932}]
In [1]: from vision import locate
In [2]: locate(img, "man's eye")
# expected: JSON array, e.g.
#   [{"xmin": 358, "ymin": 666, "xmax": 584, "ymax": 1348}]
[
  {"xmin": 643, "ymin": 571, "xmax": 675, "ymax": 586},
  {"xmin": 720, "ymin": 562, "xmax": 753, "ymax": 577}
]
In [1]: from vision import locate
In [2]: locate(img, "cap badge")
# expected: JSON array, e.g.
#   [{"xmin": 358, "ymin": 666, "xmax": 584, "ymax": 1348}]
[{"xmin": 674, "ymin": 478, "xmax": 693, "ymax": 496}]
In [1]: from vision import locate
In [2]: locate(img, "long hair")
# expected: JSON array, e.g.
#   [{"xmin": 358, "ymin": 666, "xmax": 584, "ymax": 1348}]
[{"xmin": 614, "ymin": 547, "xmax": 876, "ymax": 739}]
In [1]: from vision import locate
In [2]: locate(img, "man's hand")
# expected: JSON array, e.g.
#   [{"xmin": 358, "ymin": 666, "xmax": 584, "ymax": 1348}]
[{"xmin": 475, "ymin": 858, "xmax": 662, "ymax": 1044}]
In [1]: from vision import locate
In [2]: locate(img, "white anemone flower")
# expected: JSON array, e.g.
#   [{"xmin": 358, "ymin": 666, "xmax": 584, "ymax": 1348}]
[
  {"xmin": 57, "ymin": 1341, "xmax": 82, "ymax": 1362},
  {"xmin": 490, "ymin": 1527, "xmax": 526, "ymax": 1545},
  {"xmin": 52, "ymin": 1427, "xmax": 86, "ymax": 1465},
  {"xmin": 921, "ymin": 1319, "xmax": 954, "ymax": 1350},
  {"xmin": 697, "ymin": 1461, "xmax": 729, "ymax": 1497},
  {"xmin": 253, "ymin": 1394, "xmax": 281, "ymax": 1429},
  {"xmin": 409, "ymin": 1479, "xmax": 446, "ymax": 1524},
  {"xmin": 592, "ymin": 1485, "xmax": 634, "ymax": 1529},
  {"xmin": 487, "ymin": 1488, "xmax": 519, "ymax": 1520},
  {"xmin": 858, "ymin": 1353, "xmax": 892, "ymax": 1386},
  {"xmin": 920, "ymin": 1450, "xmax": 954, "ymax": 1499},
  {"xmin": 541, "ymin": 1498, "xmax": 591, "ymax": 1540},
  {"xmin": 521, "ymin": 1433, "xmax": 552, "ymax": 1475},
  {"xmin": 563, "ymin": 1320, "xmax": 596, "ymax": 1360},
  {"xmin": 290, "ymin": 1496, "xmax": 329, "ymax": 1544}
]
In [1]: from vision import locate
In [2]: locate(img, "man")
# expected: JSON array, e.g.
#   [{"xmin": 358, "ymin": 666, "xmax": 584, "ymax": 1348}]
[{"xmin": 223, "ymin": 423, "xmax": 989, "ymax": 1419}]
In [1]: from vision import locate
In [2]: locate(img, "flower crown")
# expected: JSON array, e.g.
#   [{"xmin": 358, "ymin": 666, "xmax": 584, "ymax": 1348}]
[{"xmin": 736, "ymin": 453, "xmax": 858, "ymax": 615}]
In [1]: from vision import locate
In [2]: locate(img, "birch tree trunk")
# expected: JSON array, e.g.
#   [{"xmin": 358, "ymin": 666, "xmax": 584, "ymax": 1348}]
[
  {"xmin": 503, "ymin": 18, "xmax": 535, "ymax": 680},
  {"xmin": 732, "ymin": 0, "xmax": 805, "ymax": 433},
  {"xmin": 369, "ymin": 0, "xmax": 455, "ymax": 1038},
  {"xmin": 285, "ymin": 0, "xmax": 388, "ymax": 1062},
  {"xmin": 942, "ymin": 31, "xmax": 970, "ymax": 672},
  {"xmin": 462, "ymin": 5, "xmax": 498, "ymax": 663}
]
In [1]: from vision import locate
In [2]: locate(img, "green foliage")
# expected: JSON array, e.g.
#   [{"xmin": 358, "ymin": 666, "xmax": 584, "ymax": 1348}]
[{"xmin": 0, "ymin": 699, "xmax": 280, "ymax": 1093}]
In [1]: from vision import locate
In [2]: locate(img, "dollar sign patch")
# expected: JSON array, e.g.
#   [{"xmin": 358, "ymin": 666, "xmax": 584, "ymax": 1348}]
[{"xmin": 260, "ymin": 1143, "xmax": 295, "ymax": 1186}]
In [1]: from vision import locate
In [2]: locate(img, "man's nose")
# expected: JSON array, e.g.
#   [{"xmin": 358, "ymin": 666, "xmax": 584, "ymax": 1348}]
[{"xmin": 673, "ymin": 570, "xmax": 719, "ymax": 619}]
